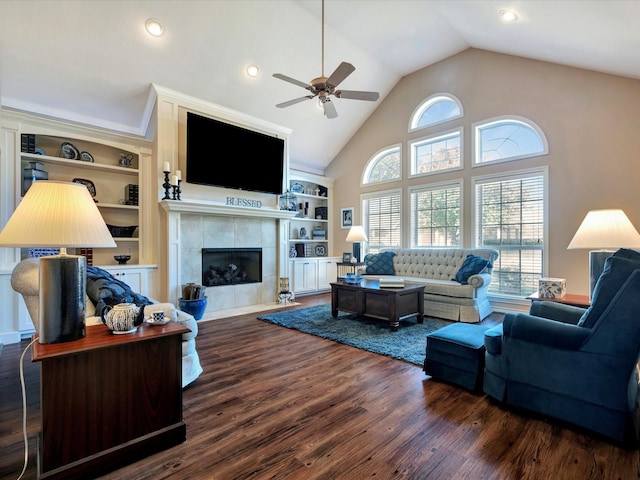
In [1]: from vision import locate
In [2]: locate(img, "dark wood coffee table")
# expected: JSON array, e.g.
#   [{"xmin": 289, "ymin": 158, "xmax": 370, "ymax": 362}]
[{"xmin": 330, "ymin": 279, "xmax": 425, "ymax": 331}]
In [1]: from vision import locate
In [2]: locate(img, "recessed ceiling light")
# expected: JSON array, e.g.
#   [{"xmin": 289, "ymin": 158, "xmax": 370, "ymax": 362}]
[
  {"xmin": 246, "ymin": 64, "xmax": 260, "ymax": 77},
  {"xmin": 145, "ymin": 18, "xmax": 164, "ymax": 36},
  {"xmin": 499, "ymin": 10, "xmax": 518, "ymax": 22}
]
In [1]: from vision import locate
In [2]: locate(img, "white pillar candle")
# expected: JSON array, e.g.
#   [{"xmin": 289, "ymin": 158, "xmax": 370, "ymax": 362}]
[
  {"xmin": 171, "ymin": 175, "xmax": 178, "ymax": 185},
  {"xmin": 176, "ymin": 170, "xmax": 182, "ymax": 181},
  {"xmin": 163, "ymin": 162, "xmax": 170, "ymax": 172}
]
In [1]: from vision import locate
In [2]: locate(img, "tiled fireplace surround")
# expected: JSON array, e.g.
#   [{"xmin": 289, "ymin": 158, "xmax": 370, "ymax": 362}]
[
  {"xmin": 181, "ymin": 214, "xmax": 278, "ymax": 314},
  {"xmin": 161, "ymin": 200, "xmax": 294, "ymax": 319}
]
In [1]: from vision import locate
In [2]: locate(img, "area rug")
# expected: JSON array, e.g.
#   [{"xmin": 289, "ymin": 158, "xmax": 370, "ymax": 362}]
[{"xmin": 257, "ymin": 304, "xmax": 453, "ymax": 366}]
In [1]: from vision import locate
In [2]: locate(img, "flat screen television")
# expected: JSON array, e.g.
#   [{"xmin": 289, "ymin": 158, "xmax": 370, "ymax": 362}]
[{"xmin": 185, "ymin": 112, "xmax": 285, "ymax": 195}]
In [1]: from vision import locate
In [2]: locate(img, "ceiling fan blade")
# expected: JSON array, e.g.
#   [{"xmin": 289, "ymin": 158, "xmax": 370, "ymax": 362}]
[
  {"xmin": 326, "ymin": 62, "xmax": 355, "ymax": 88},
  {"xmin": 323, "ymin": 99, "xmax": 338, "ymax": 119},
  {"xmin": 276, "ymin": 96, "xmax": 315, "ymax": 108},
  {"xmin": 335, "ymin": 90, "xmax": 380, "ymax": 101},
  {"xmin": 273, "ymin": 73, "xmax": 311, "ymax": 90}
]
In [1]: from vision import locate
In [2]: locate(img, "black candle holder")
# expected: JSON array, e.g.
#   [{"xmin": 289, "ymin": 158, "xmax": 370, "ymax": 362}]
[
  {"xmin": 177, "ymin": 180, "xmax": 182, "ymax": 201},
  {"xmin": 162, "ymin": 171, "xmax": 171, "ymax": 200},
  {"xmin": 172, "ymin": 184, "xmax": 179, "ymax": 200}
]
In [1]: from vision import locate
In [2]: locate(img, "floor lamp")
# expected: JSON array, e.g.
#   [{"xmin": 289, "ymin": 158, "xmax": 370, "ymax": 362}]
[
  {"xmin": 346, "ymin": 225, "xmax": 368, "ymax": 263},
  {"xmin": 0, "ymin": 181, "xmax": 116, "ymax": 343},
  {"xmin": 567, "ymin": 209, "xmax": 640, "ymax": 298}
]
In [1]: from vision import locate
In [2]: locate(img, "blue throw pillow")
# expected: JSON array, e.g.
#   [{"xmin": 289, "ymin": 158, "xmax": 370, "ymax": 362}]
[
  {"xmin": 578, "ymin": 249, "xmax": 640, "ymax": 328},
  {"xmin": 453, "ymin": 255, "xmax": 491, "ymax": 285},
  {"xmin": 86, "ymin": 266, "xmax": 152, "ymax": 318},
  {"xmin": 364, "ymin": 251, "xmax": 396, "ymax": 275}
]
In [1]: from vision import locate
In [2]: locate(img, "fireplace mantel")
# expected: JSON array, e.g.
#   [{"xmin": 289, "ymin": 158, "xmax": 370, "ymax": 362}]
[{"xmin": 160, "ymin": 199, "xmax": 297, "ymax": 220}]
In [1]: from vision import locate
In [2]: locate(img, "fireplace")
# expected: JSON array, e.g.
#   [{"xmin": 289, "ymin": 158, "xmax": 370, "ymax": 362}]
[{"xmin": 202, "ymin": 248, "xmax": 262, "ymax": 286}]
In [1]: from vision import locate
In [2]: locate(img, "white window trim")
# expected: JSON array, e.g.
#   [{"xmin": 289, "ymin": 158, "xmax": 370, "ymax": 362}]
[
  {"xmin": 362, "ymin": 187, "xmax": 404, "ymax": 250},
  {"xmin": 408, "ymin": 179, "xmax": 464, "ymax": 248},
  {"xmin": 472, "ymin": 115, "xmax": 549, "ymax": 167},
  {"xmin": 471, "ymin": 166, "xmax": 550, "ymax": 293},
  {"xmin": 361, "ymin": 143, "xmax": 403, "ymax": 187},
  {"xmin": 408, "ymin": 127, "xmax": 464, "ymax": 179},
  {"xmin": 408, "ymin": 93, "xmax": 464, "ymax": 133}
]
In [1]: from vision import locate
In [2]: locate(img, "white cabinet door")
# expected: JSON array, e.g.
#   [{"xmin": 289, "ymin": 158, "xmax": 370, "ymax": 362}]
[
  {"xmin": 102, "ymin": 267, "xmax": 153, "ymax": 296},
  {"xmin": 318, "ymin": 257, "xmax": 339, "ymax": 290},
  {"xmin": 291, "ymin": 260, "xmax": 304, "ymax": 292},
  {"xmin": 108, "ymin": 269, "xmax": 142, "ymax": 293},
  {"xmin": 291, "ymin": 259, "xmax": 318, "ymax": 293}
]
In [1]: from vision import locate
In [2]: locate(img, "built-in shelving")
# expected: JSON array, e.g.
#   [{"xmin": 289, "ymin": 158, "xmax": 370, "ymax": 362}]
[
  {"xmin": 287, "ymin": 173, "xmax": 332, "ymax": 259},
  {"xmin": 21, "ymin": 152, "xmax": 139, "ymax": 175},
  {"xmin": 19, "ymin": 132, "xmax": 145, "ymax": 266},
  {"xmin": 1, "ymin": 110, "xmax": 157, "ymax": 342},
  {"xmin": 286, "ymin": 171, "xmax": 338, "ymax": 295}
]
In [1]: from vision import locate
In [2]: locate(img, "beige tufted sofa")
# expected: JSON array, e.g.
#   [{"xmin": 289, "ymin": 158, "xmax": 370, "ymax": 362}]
[
  {"xmin": 11, "ymin": 258, "xmax": 203, "ymax": 387},
  {"xmin": 360, "ymin": 248, "xmax": 499, "ymax": 323}
]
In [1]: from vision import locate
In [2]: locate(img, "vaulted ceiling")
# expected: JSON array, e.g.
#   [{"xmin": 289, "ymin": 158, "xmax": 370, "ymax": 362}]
[{"xmin": 1, "ymin": 1, "xmax": 638, "ymax": 173}]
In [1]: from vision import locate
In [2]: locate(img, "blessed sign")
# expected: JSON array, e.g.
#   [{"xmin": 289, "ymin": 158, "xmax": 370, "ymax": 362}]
[{"xmin": 226, "ymin": 197, "xmax": 263, "ymax": 208}]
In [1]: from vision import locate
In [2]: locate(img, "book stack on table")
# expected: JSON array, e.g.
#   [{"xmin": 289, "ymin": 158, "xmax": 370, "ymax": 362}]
[{"xmin": 379, "ymin": 277, "xmax": 405, "ymax": 288}]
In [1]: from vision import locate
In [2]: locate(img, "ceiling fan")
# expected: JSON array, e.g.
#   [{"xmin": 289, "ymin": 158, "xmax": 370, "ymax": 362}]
[{"xmin": 273, "ymin": 0, "xmax": 379, "ymax": 119}]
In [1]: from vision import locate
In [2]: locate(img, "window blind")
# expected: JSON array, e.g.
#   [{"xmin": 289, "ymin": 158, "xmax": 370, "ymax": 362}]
[
  {"xmin": 475, "ymin": 172, "xmax": 545, "ymax": 296},
  {"xmin": 410, "ymin": 183, "xmax": 461, "ymax": 247},
  {"xmin": 363, "ymin": 191, "xmax": 401, "ymax": 254}
]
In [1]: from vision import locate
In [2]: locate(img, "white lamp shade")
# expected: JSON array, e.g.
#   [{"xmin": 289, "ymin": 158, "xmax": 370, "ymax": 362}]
[
  {"xmin": 0, "ymin": 181, "xmax": 117, "ymax": 248},
  {"xmin": 567, "ymin": 209, "xmax": 640, "ymax": 249},
  {"xmin": 346, "ymin": 225, "xmax": 368, "ymax": 242}
]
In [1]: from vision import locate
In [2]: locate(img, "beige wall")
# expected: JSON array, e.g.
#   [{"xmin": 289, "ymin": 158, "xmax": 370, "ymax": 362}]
[{"xmin": 326, "ymin": 48, "xmax": 640, "ymax": 296}]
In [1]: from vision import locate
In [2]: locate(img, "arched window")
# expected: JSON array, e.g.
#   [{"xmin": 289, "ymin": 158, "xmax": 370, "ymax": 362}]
[
  {"xmin": 409, "ymin": 94, "xmax": 463, "ymax": 132},
  {"xmin": 474, "ymin": 116, "xmax": 548, "ymax": 165},
  {"xmin": 363, "ymin": 145, "xmax": 401, "ymax": 185}
]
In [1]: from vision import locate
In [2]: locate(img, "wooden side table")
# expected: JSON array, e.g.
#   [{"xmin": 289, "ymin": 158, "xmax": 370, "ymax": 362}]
[
  {"xmin": 336, "ymin": 262, "xmax": 365, "ymax": 280},
  {"xmin": 32, "ymin": 321, "xmax": 189, "ymax": 479},
  {"xmin": 526, "ymin": 292, "xmax": 590, "ymax": 308}
]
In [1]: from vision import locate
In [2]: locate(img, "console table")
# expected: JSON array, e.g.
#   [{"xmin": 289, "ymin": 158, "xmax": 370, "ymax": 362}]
[
  {"xmin": 526, "ymin": 292, "xmax": 590, "ymax": 308},
  {"xmin": 336, "ymin": 262, "xmax": 365, "ymax": 280},
  {"xmin": 32, "ymin": 321, "xmax": 189, "ymax": 479}
]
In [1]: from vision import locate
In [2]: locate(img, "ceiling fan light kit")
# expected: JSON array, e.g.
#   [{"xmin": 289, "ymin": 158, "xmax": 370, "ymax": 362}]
[{"xmin": 273, "ymin": 0, "xmax": 379, "ymax": 118}]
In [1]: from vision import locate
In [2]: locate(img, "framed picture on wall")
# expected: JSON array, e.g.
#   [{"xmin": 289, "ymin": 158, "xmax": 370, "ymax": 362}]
[
  {"xmin": 341, "ymin": 207, "xmax": 354, "ymax": 229},
  {"xmin": 342, "ymin": 252, "xmax": 352, "ymax": 263}
]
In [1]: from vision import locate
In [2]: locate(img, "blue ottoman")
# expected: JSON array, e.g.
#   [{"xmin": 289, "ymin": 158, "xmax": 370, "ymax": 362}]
[{"xmin": 424, "ymin": 323, "xmax": 489, "ymax": 392}]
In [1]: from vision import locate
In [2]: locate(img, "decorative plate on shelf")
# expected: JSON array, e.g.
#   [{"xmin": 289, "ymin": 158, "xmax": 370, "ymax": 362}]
[
  {"xmin": 72, "ymin": 178, "xmax": 97, "ymax": 200},
  {"xmin": 80, "ymin": 151, "xmax": 94, "ymax": 163},
  {"xmin": 314, "ymin": 244, "xmax": 327, "ymax": 256},
  {"xmin": 60, "ymin": 142, "xmax": 80, "ymax": 160},
  {"xmin": 34, "ymin": 147, "xmax": 46, "ymax": 156},
  {"xmin": 290, "ymin": 182, "xmax": 305, "ymax": 193}
]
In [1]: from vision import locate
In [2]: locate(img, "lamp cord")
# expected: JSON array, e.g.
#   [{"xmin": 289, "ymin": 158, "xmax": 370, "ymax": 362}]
[{"xmin": 15, "ymin": 337, "xmax": 37, "ymax": 480}]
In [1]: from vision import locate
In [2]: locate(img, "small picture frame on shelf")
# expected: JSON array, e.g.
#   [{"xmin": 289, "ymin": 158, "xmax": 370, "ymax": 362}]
[
  {"xmin": 342, "ymin": 252, "xmax": 352, "ymax": 263},
  {"xmin": 341, "ymin": 207, "xmax": 354, "ymax": 229}
]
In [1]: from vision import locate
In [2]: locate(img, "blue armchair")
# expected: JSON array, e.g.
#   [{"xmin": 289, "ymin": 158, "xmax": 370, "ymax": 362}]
[{"xmin": 483, "ymin": 249, "xmax": 640, "ymax": 445}]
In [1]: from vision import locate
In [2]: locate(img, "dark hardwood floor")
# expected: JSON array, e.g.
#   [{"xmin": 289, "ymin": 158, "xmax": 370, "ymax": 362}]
[{"xmin": 1, "ymin": 293, "xmax": 639, "ymax": 479}]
